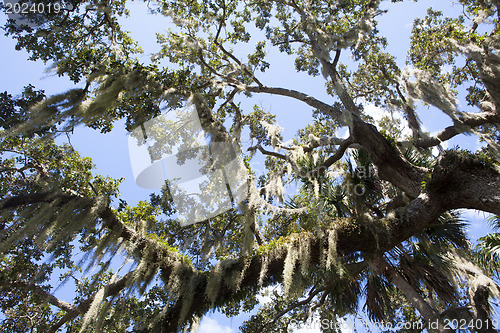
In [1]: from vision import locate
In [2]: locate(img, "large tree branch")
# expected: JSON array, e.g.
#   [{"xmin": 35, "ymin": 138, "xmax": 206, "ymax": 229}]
[
  {"xmin": 267, "ymin": 285, "xmax": 326, "ymax": 327},
  {"xmin": 312, "ymin": 41, "xmax": 426, "ymax": 196},
  {"xmin": 244, "ymin": 85, "xmax": 424, "ymax": 196},
  {"xmin": 150, "ymin": 152, "xmax": 500, "ymax": 332},
  {"xmin": 0, "ymin": 191, "xmax": 86, "ymax": 210},
  {"xmin": 0, "ymin": 192, "xmax": 191, "ymax": 331},
  {"xmin": 305, "ymin": 136, "xmax": 354, "ymax": 178},
  {"xmin": 0, "ymin": 281, "xmax": 76, "ymax": 314},
  {"xmin": 4, "ymin": 153, "xmax": 500, "ymax": 333},
  {"xmin": 244, "ymin": 85, "xmax": 343, "ymax": 120},
  {"xmin": 393, "ymin": 80, "xmax": 423, "ymax": 140},
  {"xmin": 0, "ymin": 273, "xmax": 135, "ymax": 333},
  {"xmin": 0, "ymin": 192, "xmax": 186, "ymax": 266},
  {"xmin": 47, "ymin": 272, "xmax": 134, "ymax": 333},
  {"xmin": 426, "ymin": 152, "xmax": 500, "ymax": 214},
  {"xmin": 350, "ymin": 117, "xmax": 427, "ymax": 197},
  {"xmin": 268, "ymin": 3, "xmax": 427, "ymax": 196},
  {"xmin": 410, "ymin": 111, "xmax": 500, "ymax": 148}
]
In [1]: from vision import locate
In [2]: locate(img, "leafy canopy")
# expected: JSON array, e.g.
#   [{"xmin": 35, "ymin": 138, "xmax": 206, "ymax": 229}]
[{"xmin": 1, "ymin": 0, "xmax": 500, "ymax": 332}]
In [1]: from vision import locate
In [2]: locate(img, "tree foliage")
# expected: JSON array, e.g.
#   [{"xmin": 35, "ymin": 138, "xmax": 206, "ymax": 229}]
[{"xmin": 1, "ymin": 0, "xmax": 500, "ymax": 332}]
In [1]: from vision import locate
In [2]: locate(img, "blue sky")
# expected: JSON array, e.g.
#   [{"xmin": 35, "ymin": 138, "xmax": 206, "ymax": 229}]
[{"xmin": 0, "ymin": 0, "xmax": 498, "ymax": 332}]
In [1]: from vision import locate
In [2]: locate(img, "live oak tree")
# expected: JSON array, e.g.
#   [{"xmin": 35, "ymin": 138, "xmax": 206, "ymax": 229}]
[{"xmin": 1, "ymin": 0, "xmax": 500, "ymax": 332}]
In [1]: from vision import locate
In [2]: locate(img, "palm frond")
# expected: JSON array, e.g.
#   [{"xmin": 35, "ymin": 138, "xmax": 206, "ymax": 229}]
[
  {"xmin": 364, "ymin": 275, "xmax": 393, "ymax": 322},
  {"xmin": 402, "ymin": 146, "xmax": 434, "ymax": 168},
  {"xmin": 322, "ymin": 184, "xmax": 350, "ymax": 218},
  {"xmin": 352, "ymin": 148, "xmax": 372, "ymax": 167},
  {"xmin": 423, "ymin": 211, "xmax": 469, "ymax": 249},
  {"xmin": 408, "ymin": 262, "xmax": 456, "ymax": 303},
  {"xmin": 477, "ymin": 233, "xmax": 500, "ymax": 260},
  {"xmin": 487, "ymin": 215, "xmax": 500, "ymax": 231}
]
